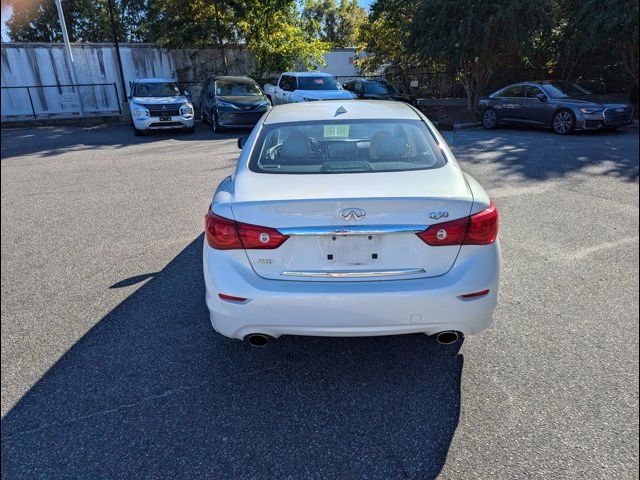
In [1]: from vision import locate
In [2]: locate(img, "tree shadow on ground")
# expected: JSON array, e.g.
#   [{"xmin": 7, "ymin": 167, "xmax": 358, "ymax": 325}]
[
  {"xmin": 452, "ymin": 127, "xmax": 639, "ymax": 183},
  {"xmin": 0, "ymin": 123, "xmax": 245, "ymax": 160},
  {"xmin": 1, "ymin": 235, "xmax": 463, "ymax": 479}
]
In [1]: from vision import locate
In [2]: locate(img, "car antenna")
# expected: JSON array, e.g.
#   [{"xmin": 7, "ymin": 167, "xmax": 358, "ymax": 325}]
[{"xmin": 334, "ymin": 106, "xmax": 347, "ymax": 117}]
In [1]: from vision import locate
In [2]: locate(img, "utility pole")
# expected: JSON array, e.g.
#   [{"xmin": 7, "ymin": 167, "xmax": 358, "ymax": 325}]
[
  {"xmin": 54, "ymin": 0, "xmax": 84, "ymax": 114},
  {"xmin": 106, "ymin": 0, "xmax": 128, "ymax": 103}
]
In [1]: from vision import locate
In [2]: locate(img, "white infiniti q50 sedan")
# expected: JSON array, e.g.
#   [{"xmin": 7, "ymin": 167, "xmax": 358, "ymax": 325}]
[{"xmin": 203, "ymin": 100, "xmax": 500, "ymax": 346}]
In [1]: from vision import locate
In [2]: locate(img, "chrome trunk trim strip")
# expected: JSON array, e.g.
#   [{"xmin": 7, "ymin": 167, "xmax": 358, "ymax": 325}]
[
  {"xmin": 280, "ymin": 268, "xmax": 426, "ymax": 278},
  {"xmin": 277, "ymin": 225, "xmax": 427, "ymax": 236}
]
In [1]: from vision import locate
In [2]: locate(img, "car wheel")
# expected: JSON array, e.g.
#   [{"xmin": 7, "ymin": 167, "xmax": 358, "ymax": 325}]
[
  {"xmin": 212, "ymin": 115, "xmax": 223, "ymax": 133},
  {"xmin": 481, "ymin": 108, "xmax": 498, "ymax": 129},
  {"xmin": 552, "ymin": 109, "xmax": 575, "ymax": 135}
]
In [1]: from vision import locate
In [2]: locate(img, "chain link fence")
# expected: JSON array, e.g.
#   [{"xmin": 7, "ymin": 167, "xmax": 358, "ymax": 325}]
[
  {"xmin": 337, "ymin": 64, "xmax": 637, "ymax": 101},
  {"xmin": 1, "ymin": 83, "xmax": 121, "ymax": 122},
  {"xmin": 334, "ymin": 73, "xmax": 463, "ymax": 98}
]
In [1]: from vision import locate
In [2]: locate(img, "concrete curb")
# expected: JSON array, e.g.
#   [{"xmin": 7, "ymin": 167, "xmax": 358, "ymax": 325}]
[
  {"xmin": 1, "ymin": 115, "xmax": 127, "ymax": 129},
  {"xmin": 452, "ymin": 122, "xmax": 481, "ymax": 130}
]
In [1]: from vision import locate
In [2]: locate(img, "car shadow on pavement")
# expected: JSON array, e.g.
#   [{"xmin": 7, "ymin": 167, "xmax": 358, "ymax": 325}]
[
  {"xmin": 1, "ymin": 235, "xmax": 463, "ymax": 480},
  {"xmin": 0, "ymin": 123, "xmax": 244, "ymax": 160}
]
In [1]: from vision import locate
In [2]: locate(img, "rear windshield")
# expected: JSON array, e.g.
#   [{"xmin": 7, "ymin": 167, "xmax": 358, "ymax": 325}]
[
  {"xmin": 297, "ymin": 76, "xmax": 340, "ymax": 90},
  {"xmin": 249, "ymin": 119, "xmax": 446, "ymax": 174},
  {"xmin": 364, "ymin": 81, "xmax": 397, "ymax": 95}
]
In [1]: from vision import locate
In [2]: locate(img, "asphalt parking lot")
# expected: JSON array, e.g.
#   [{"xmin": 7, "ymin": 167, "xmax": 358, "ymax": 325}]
[{"xmin": 1, "ymin": 122, "xmax": 638, "ymax": 479}]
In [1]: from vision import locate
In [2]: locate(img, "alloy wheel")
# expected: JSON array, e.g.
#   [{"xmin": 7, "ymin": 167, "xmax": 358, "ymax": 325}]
[
  {"xmin": 482, "ymin": 109, "xmax": 497, "ymax": 129},
  {"xmin": 553, "ymin": 111, "xmax": 573, "ymax": 134}
]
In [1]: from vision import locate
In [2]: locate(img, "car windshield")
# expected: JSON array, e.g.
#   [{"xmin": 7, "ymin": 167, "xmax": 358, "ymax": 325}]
[
  {"xmin": 297, "ymin": 76, "xmax": 340, "ymax": 90},
  {"xmin": 133, "ymin": 82, "xmax": 181, "ymax": 97},
  {"xmin": 542, "ymin": 81, "xmax": 591, "ymax": 98},
  {"xmin": 364, "ymin": 81, "xmax": 398, "ymax": 95},
  {"xmin": 216, "ymin": 80, "xmax": 262, "ymax": 96},
  {"xmin": 249, "ymin": 119, "xmax": 446, "ymax": 174}
]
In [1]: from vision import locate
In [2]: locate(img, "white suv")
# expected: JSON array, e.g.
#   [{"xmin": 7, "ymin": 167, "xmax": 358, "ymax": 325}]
[{"xmin": 129, "ymin": 78, "xmax": 195, "ymax": 135}]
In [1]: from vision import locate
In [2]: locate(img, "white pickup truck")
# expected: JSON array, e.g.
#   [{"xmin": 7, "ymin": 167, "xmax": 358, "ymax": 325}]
[{"xmin": 263, "ymin": 72, "xmax": 356, "ymax": 104}]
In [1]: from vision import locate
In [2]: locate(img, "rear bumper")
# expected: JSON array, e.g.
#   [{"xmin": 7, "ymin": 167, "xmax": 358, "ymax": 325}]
[{"xmin": 203, "ymin": 241, "xmax": 500, "ymax": 340}]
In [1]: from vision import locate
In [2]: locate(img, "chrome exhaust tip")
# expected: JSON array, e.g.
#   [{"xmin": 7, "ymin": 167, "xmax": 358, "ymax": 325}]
[
  {"xmin": 244, "ymin": 334, "xmax": 270, "ymax": 347},
  {"xmin": 436, "ymin": 331, "xmax": 459, "ymax": 345}
]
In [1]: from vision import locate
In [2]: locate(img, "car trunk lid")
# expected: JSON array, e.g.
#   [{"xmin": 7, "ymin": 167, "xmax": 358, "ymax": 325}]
[{"xmin": 231, "ymin": 166, "xmax": 473, "ymax": 281}]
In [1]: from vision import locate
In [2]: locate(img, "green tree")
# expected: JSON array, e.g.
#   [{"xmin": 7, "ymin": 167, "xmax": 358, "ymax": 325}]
[
  {"xmin": 146, "ymin": 0, "xmax": 243, "ymax": 73},
  {"xmin": 241, "ymin": 0, "xmax": 329, "ymax": 79},
  {"xmin": 409, "ymin": 0, "xmax": 546, "ymax": 108},
  {"xmin": 5, "ymin": 0, "xmax": 145, "ymax": 42},
  {"xmin": 301, "ymin": 0, "xmax": 366, "ymax": 47},
  {"xmin": 334, "ymin": 0, "xmax": 366, "ymax": 47},
  {"xmin": 549, "ymin": 0, "xmax": 638, "ymax": 89},
  {"xmin": 356, "ymin": 0, "xmax": 419, "ymax": 74}
]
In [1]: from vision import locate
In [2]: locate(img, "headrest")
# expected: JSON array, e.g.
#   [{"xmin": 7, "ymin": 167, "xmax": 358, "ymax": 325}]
[
  {"xmin": 279, "ymin": 133, "xmax": 311, "ymax": 160},
  {"xmin": 326, "ymin": 142, "xmax": 358, "ymax": 159},
  {"xmin": 373, "ymin": 136, "xmax": 409, "ymax": 158}
]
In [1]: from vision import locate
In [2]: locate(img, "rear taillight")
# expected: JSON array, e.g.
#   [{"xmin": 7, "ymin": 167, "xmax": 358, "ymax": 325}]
[
  {"xmin": 417, "ymin": 216, "xmax": 469, "ymax": 246},
  {"xmin": 465, "ymin": 201, "xmax": 499, "ymax": 245},
  {"xmin": 417, "ymin": 202, "xmax": 498, "ymax": 246},
  {"xmin": 204, "ymin": 211, "xmax": 288, "ymax": 250},
  {"xmin": 205, "ymin": 212, "xmax": 242, "ymax": 249}
]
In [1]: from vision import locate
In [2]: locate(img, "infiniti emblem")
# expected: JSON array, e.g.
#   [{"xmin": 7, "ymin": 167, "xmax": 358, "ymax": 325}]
[
  {"xmin": 162, "ymin": 105, "xmax": 167, "ymax": 110},
  {"xmin": 339, "ymin": 208, "xmax": 366, "ymax": 221}
]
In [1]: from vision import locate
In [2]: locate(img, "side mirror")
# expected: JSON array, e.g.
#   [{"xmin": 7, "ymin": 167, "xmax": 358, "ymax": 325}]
[
  {"xmin": 237, "ymin": 136, "xmax": 248, "ymax": 149},
  {"xmin": 536, "ymin": 93, "xmax": 547, "ymax": 102}
]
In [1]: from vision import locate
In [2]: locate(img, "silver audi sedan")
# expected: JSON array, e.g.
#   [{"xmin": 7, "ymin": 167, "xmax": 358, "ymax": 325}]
[{"xmin": 477, "ymin": 81, "xmax": 634, "ymax": 134}]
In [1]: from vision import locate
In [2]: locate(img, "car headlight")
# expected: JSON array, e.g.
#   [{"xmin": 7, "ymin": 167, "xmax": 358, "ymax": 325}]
[
  {"xmin": 180, "ymin": 103, "xmax": 194, "ymax": 117},
  {"xmin": 579, "ymin": 107, "xmax": 604, "ymax": 114},
  {"xmin": 258, "ymin": 101, "xmax": 271, "ymax": 109},
  {"xmin": 131, "ymin": 103, "xmax": 149, "ymax": 118},
  {"xmin": 215, "ymin": 99, "xmax": 238, "ymax": 109}
]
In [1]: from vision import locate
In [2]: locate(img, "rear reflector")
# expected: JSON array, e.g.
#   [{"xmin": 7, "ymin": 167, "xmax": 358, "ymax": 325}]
[
  {"xmin": 205, "ymin": 211, "xmax": 289, "ymax": 250},
  {"xmin": 459, "ymin": 289, "xmax": 490, "ymax": 299},
  {"xmin": 218, "ymin": 293, "xmax": 248, "ymax": 302},
  {"xmin": 417, "ymin": 201, "xmax": 498, "ymax": 246}
]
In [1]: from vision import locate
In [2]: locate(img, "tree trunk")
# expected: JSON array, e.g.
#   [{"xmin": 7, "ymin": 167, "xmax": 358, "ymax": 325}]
[
  {"xmin": 212, "ymin": 0, "xmax": 229, "ymax": 75},
  {"xmin": 460, "ymin": 75, "xmax": 473, "ymax": 110},
  {"xmin": 460, "ymin": 63, "xmax": 493, "ymax": 111},
  {"xmin": 621, "ymin": 44, "xmax": 639, "ymax": 89}
]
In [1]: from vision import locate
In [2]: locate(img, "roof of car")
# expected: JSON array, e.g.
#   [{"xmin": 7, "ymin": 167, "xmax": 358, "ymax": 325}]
[
  {"xmin": 263, "ymin": 100, "xmax": 420, "ymax": 125},
  {"xmin": 134, "ymin": 78, "xmax": 176, "ymax": 83},
  {"xmin": 212, "ymin": 76, "xmax": 254, "ymax": 81},
  {"xmin": 281, "ymin": 71, "xmax": 334, "ymax": 77}
]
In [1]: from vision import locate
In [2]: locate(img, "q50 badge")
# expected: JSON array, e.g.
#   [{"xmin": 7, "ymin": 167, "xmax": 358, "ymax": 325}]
[{"xmin": 429, "ymin": 211, "xmax": 449, "ymax": 220}]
